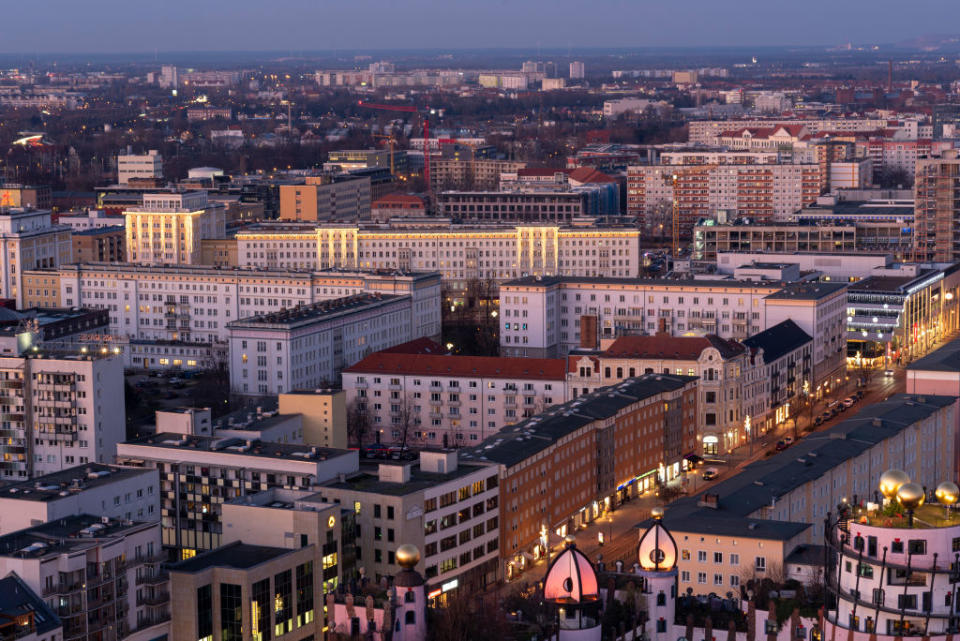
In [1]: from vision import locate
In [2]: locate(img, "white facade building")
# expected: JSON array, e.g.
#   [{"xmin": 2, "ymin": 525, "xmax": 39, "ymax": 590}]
[
  {"xmin": 0, "ymin": 209, "xmax": 72, "ymax": 307},
  {"xmin": 342, "ymin": 345, "xmax": 567, "ymax": 448},
  {"xmin": 117, "ymin": 149, "xmax": 163, "ymax": 184},
  {"xmin": 227, "ymin": 294, "xmax": 417, "ymax": 396},
  {"xmin": 124, "ymin": 191, "xmax": 225, "ymax": 265},
  {"xmin": 0, "ymin": 353, "xmax": 124, "ymax": 481},
  {"xmin": 569, "ymin": 61, "xmax": 585, "ymax": 79},
  {"xmin": 57, "ymin": 209, "xmax": 124, "ymax": 231}
]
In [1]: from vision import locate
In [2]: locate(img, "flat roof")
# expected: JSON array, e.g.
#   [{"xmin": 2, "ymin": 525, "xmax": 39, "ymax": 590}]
[
  {"xmin": 502, "ymin": 275, "xmax": 783, "ymax": 290},
  {"xmin": 0, "ymin": 515, "xmax": 149, "ymax": 558},
  {"xmin": 122, "ymin": 432, "xmax": 352, "ymax": 462},
  {"xmin": 323, "ymin": 461, "xmax": 491, "ymax": 497},
  {"xmin": 763, "ymin": 281, "xmax": 847, "ymax": 300},
  {"xmin": 848, "ymin": 271, "xmax": 935, "ymax": 293},
  {"xmin": 227, "ymin": 293, "xmax": 405, "ymax": 329},
  {"xmin": 906, "ymin": 337, "xmax": 960, "ymax": 372},
  {"xmin": 170, "ymin": 541, "xmax": 294, "ymax": 573},
  {"xmin": 0, "ymin": 464, "xmax": 154, "ymax": 503}
]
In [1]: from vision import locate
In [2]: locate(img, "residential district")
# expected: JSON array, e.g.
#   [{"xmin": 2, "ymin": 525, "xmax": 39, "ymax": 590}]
[{"xmin": 5, "ymin": 44, "xmax": 960, "ymax": 641}]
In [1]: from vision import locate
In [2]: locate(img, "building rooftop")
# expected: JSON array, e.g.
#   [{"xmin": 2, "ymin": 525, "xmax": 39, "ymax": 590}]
[
  {"xmin": 0, "ymin": 573, "xmax": 60, "ymax": 637},
  {"xmin": 169, "ymin": 541, "xmax": 294, "ymax": 573},
  {"xmin": 763, "ymin": 281, "xmax": 848, "ymax": 301},
  {"xmin": 848, "ymin": 271, "xmax": 936, "ymax": 294},
  {"xmin": 742, "ymin": 320, "xmax": 812, "ymax": 364},
  {"xmin": 227, "ymin": 293, "xmax": 405, "ymax": 329},
  {"xmin": 0, "ymin": 515, "xmax": 149, "ymax": 559},
  {"xmin": 344, "ymin": 351, "xmax": 566, "ymax": 381},
  {"xmin": 0, "ymin": 464, "xmax": 154, "ymax": 503},
  {"xmin": 906, "ymin": 337, "xmax": 960, "ymax": 372},
  {"xmin": 462, "ymin": 374, "xmax": 696, "ymax": 468},
  {"xmin": 502, "ymin": 275, "xmax": 784, "ymax": 290},
  {"xmin": 71, "ymin": 225, "xmax": 124, "ymax": 236},
  {"xmin": 122, "ymin": 432, "xmax": 351, "ymax": 463},
  {"xmin": 323, "ymin": 461, "xmax": 492, "ymax": 497},
  {"xmin": 594, "ymin": 333, "xmax": 745, "ymax": 361}
]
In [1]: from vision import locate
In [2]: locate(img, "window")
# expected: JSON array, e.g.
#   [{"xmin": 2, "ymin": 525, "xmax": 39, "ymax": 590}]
[
  {"xmin": 714, "ymin": 574, "xmax": 723, "ymax": 586},
  {"xmin": 220, "ymin": 584, "xmax": 242, "ymax": 641},
  {"xmin": 681, "ymin": 549, "xmax": 690, "ymax": 561},
  {"xmin": 908, "ymin": 539, "xmax": 927, "ymax": 555},
  {"xmin": 251, "ymin": 579, "xmax": 270, "ymax": 641},
  {"xmin": 714, "ymin": 552, "xmax": 723, "ymax": 564},
  {"xmin": 755, "ymin": 556, "xmax": 766, "ymax": 572},
  {"xmin": 730, "ymin": 553, "xmax": 739, "ymax": 566},
  {"xmin": 274, "ymin": 570, "xmax": 293, "ymax": 636},
  {"xmin": 730, "ymin": 575, "xmax": 740, "ymax": 588},
  {"xmin": 697, "ymin": 572, "xmax": 707, "ymax": 584},
  {"xmin": 697, "ymin": 550, "xmax": 707, "ymax": 562},
  {"xmin": 197, "ymin": 585, "xmax": 213, "ymax": 641},
  {"xmin": 897, "ymin": 594, "xmax": 917, "ymax": 610},
  {"xmin": 857, "ymin": 563, "xmax": 874, "ymax": 579}
]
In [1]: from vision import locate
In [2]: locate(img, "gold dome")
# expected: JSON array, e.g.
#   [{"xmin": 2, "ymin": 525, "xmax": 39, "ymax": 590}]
[
  {"xmin": 563, "ymin": 534, "xmax": 576, "ymax": 547},
  {"xmin": 879, "ymin": 469, "xmax": 910, "ymax": 499},
  {"xmin": 897, "ymin": 482, "xmax": 925, "ymax": 510},
  {"xmin": 395, "ymin": 544, "xmax": 420, "ymax": 569},
  {"xmin": 936, "ymin": 481, "xmax": 960, "ymax": 506},
  {"xmin": 651, "ymin": 506, "xmax": 665, "ymax": 520}
]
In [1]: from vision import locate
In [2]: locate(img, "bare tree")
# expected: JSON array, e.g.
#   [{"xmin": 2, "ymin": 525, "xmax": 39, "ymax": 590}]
[
  {"xmin": 395, "ymin": 393, "xmax": 422, "ymax": 452},
  {"xmin": 346, "ymin": 398, "xmax": 371, "ymax": 448}
]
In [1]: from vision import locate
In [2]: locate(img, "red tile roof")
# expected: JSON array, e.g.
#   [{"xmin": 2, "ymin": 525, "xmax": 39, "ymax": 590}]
[
  {"xmin": 598, "ymin": 334, "xmax": 745, "ymax": 361},
  {"xmin": 344, "ymin": 351, "xmax": 567, "ymax": 380},
  {"xmin": 377, "ymin": 338, "xmax": 446, "ymax": 355},
  {"xmin": 568, "ymin": 167, "xmax": 616, "ymax": 184},
  {"xmin": 372, "ymin": 193, "xmax": 426, "ymax": 209}
]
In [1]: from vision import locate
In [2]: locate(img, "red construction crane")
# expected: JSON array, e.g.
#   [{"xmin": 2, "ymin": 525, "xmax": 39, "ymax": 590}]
[{"xmin": 358, "ymin": 101, "xmax": 433, "ymax": 193}]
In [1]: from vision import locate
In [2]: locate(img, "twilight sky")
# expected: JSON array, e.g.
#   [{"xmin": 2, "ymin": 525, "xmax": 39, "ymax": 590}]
[{"xmin": 3, "ymin": 0, "xmax": 959, "ymax": 53}]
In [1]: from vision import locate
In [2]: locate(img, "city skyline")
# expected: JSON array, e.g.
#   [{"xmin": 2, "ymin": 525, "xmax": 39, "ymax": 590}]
[{"xmin": 5, "ymin": 0, "xmax": 960, "ymax": 54}]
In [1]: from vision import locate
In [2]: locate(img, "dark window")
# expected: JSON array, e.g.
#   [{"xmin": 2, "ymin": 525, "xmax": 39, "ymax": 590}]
[
  {"xmin": 892, "ymin": 540, "xmax": 904, "ymax": 554},
  {"xmin": 406, "ymin": 611, "xmax": 416, "ymax": 625},
  {"xmin": 197, "ymin": 585, "xmax": 213, "ymax": 641},
  {"xmin": 274, "ymin": 570, "xmax": 293, "ymax": 635},
  {"xmin": 300, "ymin": 534, "xmax": 308, "ymax": 548},
  {"xmin": 898, "ymin": 594, "xmax": 918, "ymax": 610},
  {"xmin": 908, "ymin": 539, "xmax": 927, "ymax": 555},
  {"xmin": 867, "ymin": 536, "xmax": 878, "ymax": 557},
  {"xmin": 657, "ymin": 620, "xmax": 667, "ymax": 633},
  {"xmin": 297, "ymin": 562, "xmax": 314, "ymax": 627},
  {"xmin": 657, "ymin": 592, "xmax": 666, "ymax": 606},
  {"xmin": 252, "ymin": 579, "xmax": 271, "ymax": 641},
  {"xmin": 220, "ymin": 583, "xmax": 242, "ymax": 641}
]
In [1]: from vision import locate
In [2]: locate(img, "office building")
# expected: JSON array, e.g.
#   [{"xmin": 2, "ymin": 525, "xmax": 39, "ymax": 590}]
[
  {"xmin": 0, "ymin": 515, "xmax": 170, "ymax": 641},
  {"xmin": 0, "ymin": 353, "xmax": 124, "ymax": 480},
  {"xmin": 124, "ymin": 191, "xmax": 226, "ymax": 265},
  {"xmin": 0, "ymin": 209, "xmax": 72, "ymax": 308},
  {"xmin": 693, "ymin": 220, "xmax": 857, "ymax": 261},
  {"xmin": 0, "ymin": 464, "xmax": 160, "ymax": 535},
  {"xmin": 278, "ymin": 175, "xmax": 371, "ymax": 222},
  {"xmin": 566, "ymin": 334, "xmax": 752, "ymax": 454},
  {"xmin": 429, "ymin": 159, "xmax": 526, "ymax": 192},
  {"xmin": 342, "ymin": 341, "xmax": 567, "ymax": 448},
  {"xmin": 436, "ymin": 186, "xmax": 617, "ymax": 223},
  {"xmin": 71, "ymin": 225, "xmax": 124, "ymax": 263},
  {"xmin": 169, "ymin": 542, "xmax": 316, "ymax": 641},
  {"xmin": 462, "ymin": 374, "xmax": 697, "ymax": 580},
  {"xmin": 226, "ymin": 294, "xmax": 418, "ymax": 396},
  {"xmin": 116, "ymin": 433, "xmax": 357, "ymax": 556},
  {"xmin": 116, "ymin": 150, "xmax": 163, "ymax": 185},
  {"xmin": 317, "ymin": 450, "xmax": 500, "ymax": 596}
]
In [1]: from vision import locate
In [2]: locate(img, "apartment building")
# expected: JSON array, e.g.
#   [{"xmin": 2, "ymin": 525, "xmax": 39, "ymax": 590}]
[
  {"xmin": 169, "ymin": 542, "xmax": 316, "ymax": 641},
  {"xmin": 915, "ymin": 150, "xmax": 960, "ymax": 262},
  {"xmin": 0, "ymin": 464, "xmax": 160, "ymax": 535},
  {"xmin": 234, "ymin": 223, "xmax": 642, "ymax": 292},
  {"xmin": 22, "ymin": 264, "xmax": 441, "ymax": 350},
  {"xmin": 693, "ymin": 221, "xmax": 857, "ymax": 261},
  {"xmin": 658, "ymin": 393, "xmax": 957, "ymax": 596},
  {"xmin": 0, "ymin": 209, "xmax": 72, "ymax": 308},
  {"xmin": 498, "ymin": 277, "xmax": 846, "ymax": 386},
  {"xmin": 371, "ymin": 193, "xmax": 426, "ymax": 222},
  {"xmin": 687, "ymin": 118, "xmax": 890, "ymax": 144},
  {"xmin": 430, "ymin": 159, "xmax": 526, "ymax": 191},
  {"xmin": 226, "ymin": 294, "xmax": 417, "ymax": 396},
  {"xmin": 436, "ymin": 190, "xmax": 596, "ymax": 223},
  {"xmin": 741, "ymin": 319, "xmax": 814, "ymax": 432},
  {"xmin": 0, "ymin": 515, "xmax": 170, "ymax": 641},
  {"xmin": 0, "ymin": 353, "xmax": 124, "ymax": 481},
  {"xmin": 566, "ymin": 334, "xmax": 750, "ymax": 454},
  {"xmin": 117, "ymin": 150, "xmax": 163, "ymax": 185},
  {"xmin": 278, "ymin": 175, "xmax": 371, "ymax": 222},
  {"xmin": 220, "ymin": 488, "xmax": 348, "ymax": 594},
  {"xmin": 317, "ymin": 450, "xmax": 500, "ymax": 597},
  {"xmin": 72, "ymin": 225, "xmax": 124, "ymax": 263},
  {"xmin": 463, "ymin": 373, "xmax": 697, "ymax": 580},
  {"xmin": 124, "ymin": 191, "xmax": 226, "ymax": 265},
  {"xmin": 278, "ymin": 389, "xmax": 348, "ymax": 449},
  {"xmin": 627, "ymin": 161, "xmax": 821, "ymax": 237},
  {"xmin": 116, "ymin": 433, "xmax": 358, "ymax": 557},
  {"xmin": 342, "ymin": 342, "xmax": 567, "ymax": 448}
]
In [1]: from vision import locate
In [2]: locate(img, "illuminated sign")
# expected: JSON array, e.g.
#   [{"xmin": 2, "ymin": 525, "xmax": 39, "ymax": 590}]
[
  {"xmin": 428, "ymin": 589, "xmax": 442, "ymax": 599},
  {"xmin": 441, "ymin": 579, "xmax": 458, "ymax": 593},
  {"xmin": 328, "ymin": 515, "xmax": 336, "ymax": 528}
]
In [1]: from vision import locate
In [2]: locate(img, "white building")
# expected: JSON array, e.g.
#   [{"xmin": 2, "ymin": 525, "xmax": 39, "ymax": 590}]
[
  {"xmin": 342, "ymin": 342, "xmax": 567, "ymax": 448},
  {"xmin": 227, "ymin": 294, "xmax": 417, "ymax": 396},
  {"xmin": 158, "ymin": 66, "xmax": 177, "ymax": 89},
  {"xmin": 41, "ymin": 264, "xmax": 441, "ymax": 349},
  {"xmin": 0, "ymin": 353, "xmax": 124, "ymax": 481},
  {"xmin": 0, "ymin": 464, "xmax": 160, "ymax": 536},
  {"xmin": 603, "ymin": 98, "xmax": 667, "ymax": 118},
  {"xmin": 0, "ymin": 515, "xmax": 171, "ymax": 641},
  {"xmin": 56, "ymin": 209, "xmax": 124, "ymax": 231},
  {"xmin": 499, "ymin": 276, "xmax": 847, "ymax": 386},
  {"xmin": 569, "ymin": 61, "xmax": 585, "ymax": 80},
  {"xmin": 0, "ymin": 209, "xmax": 72, "ymax": 308},
  {"xmin": 117, "ymin": 149, "xmax": 163, "ymax": 185},
  {"xmin": 234, "ymin": 223, "xmax": 642, "ymax": 288},
  {"xmin": 124, "ymin": 191, "xmax": 225, "ymax": 265}
]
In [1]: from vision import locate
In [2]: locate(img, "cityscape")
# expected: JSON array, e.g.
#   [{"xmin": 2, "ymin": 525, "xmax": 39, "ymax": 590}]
[{"xmin": 8, "ymin": 4, "xmax": 960, "ymax": 641}]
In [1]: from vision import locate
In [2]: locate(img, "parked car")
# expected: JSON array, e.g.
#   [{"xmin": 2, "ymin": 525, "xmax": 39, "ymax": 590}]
[
  {"xmin": 702, "ymin": 468, "xmax": 719, "ymax": 481},
  {"xmin": 775, "ymin": 440, "xmax": 788, "ymax": 451},
  {"xmin": 814, "ymin": 416, "xmax": 824, "ymax": 426},
  {"xmin": 842, "ymin": 397, "xmax": 855, "ymax": 408},
  {"xmin": 362, "ymin": 444, "xmax": 390, "ymax": 459},
  {"xmin": 784, "ymin": 436, "xmax": 794, "ymax": 445}
]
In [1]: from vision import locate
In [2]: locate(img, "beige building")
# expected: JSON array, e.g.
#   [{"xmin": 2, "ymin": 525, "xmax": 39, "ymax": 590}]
[
  {"xmin": 0, "ymin": 209, "xmax": 72, "ymax": 308},
  {"xmin": 199, "ymin": 237, "xmax": 238, "ymax": 266},
  {"xmin": 278, "ymin": 175, "xmax": 371, "ymax": 222},
  {"xmin": 430, "ymin": 158, "xmax": 526, "ymax": 191},
  {"xmin": 278, "ymin": 389, "xmax": 348, "ymax": 449},
  {"xmin": 125, "ymin": 191, "xmax": 225, "ymax": 265},
  {"xmin": 915, "ymin": 150, "xmax": 960, "ymax": 262},
  {"xmin": 169, "ymin": 541, "xmax": 316, "ymax": 641}
]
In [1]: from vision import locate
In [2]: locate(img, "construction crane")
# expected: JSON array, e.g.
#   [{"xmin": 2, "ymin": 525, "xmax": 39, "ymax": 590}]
[{"xmin": 358, "ymin": 101, "xmax": 434, "ymax": 193}]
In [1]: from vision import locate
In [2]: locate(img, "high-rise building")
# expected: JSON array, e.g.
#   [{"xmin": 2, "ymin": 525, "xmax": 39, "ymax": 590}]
[
  {"xmin": 0, "ymin": 353, "xmax": 124, "ymax": 481},
  {"xmin": 915, "ymin": 150, "xmax": 960, "ymax": 262},
  {"xmin": 569, "ymin": 61, "xmax": 585, "ymax": 79},
  {"xmin": 124, "ymin": 191, "xmax": 225, "ymax": 265},
  {"xmin": 116, "ymin": 149, "xmax": 163, "ymax": 185},
  {"xmin": 278, "ymin": 175, "xmax": 371, "ymax": 222},
  {"xmin": 0, "ymin": 208, "xmax": 72, "ymax": 307},
  {"xmin": 158, "ymin": 65, "xmax": 178, "ymax": 89}
]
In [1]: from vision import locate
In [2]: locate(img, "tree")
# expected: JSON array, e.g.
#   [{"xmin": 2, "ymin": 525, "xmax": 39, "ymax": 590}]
[
  {"xmin": 346, "ymin": 398, "xmax": 371, "ymax": 448},
  {"xmin": 395, "ymin": 393, "xmax": 422, "ymax": 451},
  {"xmin": 429, "ymin": 591, "xmax": 510, "ymax": 641}
]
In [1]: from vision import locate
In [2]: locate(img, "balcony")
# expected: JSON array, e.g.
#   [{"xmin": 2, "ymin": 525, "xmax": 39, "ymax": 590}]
[
  {"xmin": 43, "ymin": 580, "xmax": 84, "ymax": 597},
  {"xmin": 521, "ymin": 388, "xmax": 536, "ymax": 396},
  {"xmin": 137, "ymin": 591, "xmax": 170, "ymax": 607},
  {"xmin": 137, "ymin": 570, "xmax": 169, "ymax": 586}
]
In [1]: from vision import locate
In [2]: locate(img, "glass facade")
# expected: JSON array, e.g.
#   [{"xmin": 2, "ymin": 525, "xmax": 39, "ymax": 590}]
[
  {"xmin": 220, "ymin": 583, "xmax": 242, "ymax": 641},
  {"xmin": 197, "ymin": 584, "xmax": 213, "ymax": 641},
  {"xmin": 296, "ymin": 562, "xmax": 315, "ymax": 627},
  {"xmin": 274, "ymin": 570, "xmax": 293, "ymax": 636},
  {"xmin": 252, "ymin": 578, "xmax": 271, "ymax": 641}
]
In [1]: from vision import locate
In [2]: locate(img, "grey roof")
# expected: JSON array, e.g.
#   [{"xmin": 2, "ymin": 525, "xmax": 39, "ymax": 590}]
[
  {"xmin": 122, "ymin": 432, "xmax": 352, "ymax": 463},
  {"xmin": 462, "ymin": 374, "xmax": 697, "ymax": 468},
  {"xmin": 228, "ymin": 293, "xmax": 406, "ymax": 329},
  {"xmin": 0, "ymin": 464, "xmax": 154, "ymax": 503},
  {"xmin": 644, "ymin": 394, "xmax": 955, "ymax": 538},
  {"xmin": 0, "ymin": 572, "xmax": 60, "ymax": 636},
  {"xmin": 743, "ymin": 320, "xmax": 812, "ymax": 364},
  {"xmin": 763, "ymin": 281, "xmax": 848, "ymax": 301},
  {"xmin": 169, "ymin": 541, "xmax": 293, "ymax": 573},
  {"xmin": 785, "ymin": 544, "xmax": 827, "ymax": 566},
  {"xmin": 502, "ymin": 275, "xmax": 783, "ymax": 290},
  {"xmin": 322, "ymin": 461, "xmax": 493, "ymax": 497},
  {"xmin": 0, "ymin": 515, "xmax": 150, "ymax": 558},
  {"xmin": 906, "ymin": 337, "xmax": 960, "ymax": 372}
]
